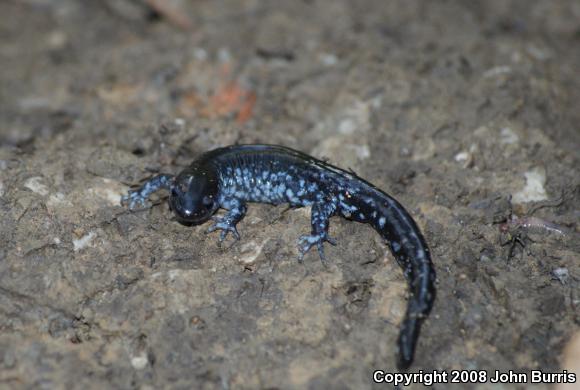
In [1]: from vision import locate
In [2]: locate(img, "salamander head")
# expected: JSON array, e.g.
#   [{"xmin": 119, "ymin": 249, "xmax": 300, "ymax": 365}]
[{"xmin": 169, "ymin": 167, "xmax": 219, "ymax": 225}]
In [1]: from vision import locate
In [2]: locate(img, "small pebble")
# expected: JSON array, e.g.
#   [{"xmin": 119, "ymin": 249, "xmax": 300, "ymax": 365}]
[
  {"xmin": 552, "ymin": 267, "xmax": 569, "ymax": 285},
  {"xmin": 73, "ymin": 231, "xmax": 96, "ymax": 252},
  {"xmin": 512, "ymin": 167, "xmax": 548, "ymax": 204},
  {"xmin": 24, "ymin": 177, "xmax": 49, "ymax": 196}
]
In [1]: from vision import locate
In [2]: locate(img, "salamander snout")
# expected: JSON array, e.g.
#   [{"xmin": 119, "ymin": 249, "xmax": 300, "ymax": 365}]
[{"xmin": 169, "ymin": 169, "xmax": 219, "ymax": 225}]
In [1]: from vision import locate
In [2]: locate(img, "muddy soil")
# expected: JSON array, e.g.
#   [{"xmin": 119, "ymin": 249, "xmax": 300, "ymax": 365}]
[{"xmin": 0, "ymin": 1, "xmax": 579, "ymax": 389}]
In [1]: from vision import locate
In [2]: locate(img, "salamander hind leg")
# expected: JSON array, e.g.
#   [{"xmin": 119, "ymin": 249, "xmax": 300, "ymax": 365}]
[
  {"xmin": 121, "ymin": 174, "xmax": 174, "ymax": 209},
  {"xmin": 297, "ymin": 202, "xmax": 337, "ymax": 264},
  {"xmin": 207, "ymin": 199, "xmax": 247, "ymax": 242}
]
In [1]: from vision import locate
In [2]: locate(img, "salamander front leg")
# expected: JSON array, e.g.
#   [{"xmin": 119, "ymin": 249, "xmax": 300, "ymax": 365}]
[
  {"xmin": 297, "ymin": 202, "xmax": 337, "ymax": 264},
  {"xmin": 207, "ymin": 199, "xmax": 247, "ymax": 242},
  {"xmin": 121, "ymin": 174, "xmax": 174, "ymax": 209}
]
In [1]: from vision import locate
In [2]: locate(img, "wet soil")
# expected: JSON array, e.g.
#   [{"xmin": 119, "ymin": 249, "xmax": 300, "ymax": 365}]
[{"xmin": 0, "ymin": 1, "xmax": 579, "ymax": 389}]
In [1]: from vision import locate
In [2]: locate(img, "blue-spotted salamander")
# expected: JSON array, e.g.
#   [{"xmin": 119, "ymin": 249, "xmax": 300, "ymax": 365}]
[{"xmin": 122, "ymin": 144, "xmax": 436, "ymax": 369}]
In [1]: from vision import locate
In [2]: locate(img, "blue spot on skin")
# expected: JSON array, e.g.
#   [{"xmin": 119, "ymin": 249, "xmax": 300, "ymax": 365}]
[
  {"xmin": 392, "ymin": 242, "xmax": 401, "ymax": 252},
  {"xmin": 378, "ymin": 217, "xmax": 386, "ymax": 228},
  {"xmin": 339, "ymin": 201, "xmax": 357, "ymax": 214}
]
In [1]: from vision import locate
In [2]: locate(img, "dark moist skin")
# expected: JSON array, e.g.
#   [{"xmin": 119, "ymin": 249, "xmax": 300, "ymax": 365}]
[{"xmin": 122, "ymin": 144, "xmax": 436, "ymax": 369}]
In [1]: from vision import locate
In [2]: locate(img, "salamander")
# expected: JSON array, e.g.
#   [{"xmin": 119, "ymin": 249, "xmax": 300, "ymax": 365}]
[{"xmin": 121, "ymin": 144, "xmax": 436, "ymax": 369}]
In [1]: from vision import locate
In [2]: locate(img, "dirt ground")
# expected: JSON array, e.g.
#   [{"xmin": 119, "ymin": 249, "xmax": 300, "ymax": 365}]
[{"xmin": 1, "ymin": 1, "xmax": 579, "ymax": 389}]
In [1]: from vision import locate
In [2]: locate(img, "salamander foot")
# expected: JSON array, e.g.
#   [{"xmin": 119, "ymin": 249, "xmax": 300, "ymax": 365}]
[{"xmin": 297, "ymin": 233, "xmax": 337, "ymax": 264}]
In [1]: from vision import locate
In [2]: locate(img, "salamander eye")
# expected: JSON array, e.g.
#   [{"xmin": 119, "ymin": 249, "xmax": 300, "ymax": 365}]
[{"xmin": 202, "ymin": 196, "xmax": 214, "ymax": 209}]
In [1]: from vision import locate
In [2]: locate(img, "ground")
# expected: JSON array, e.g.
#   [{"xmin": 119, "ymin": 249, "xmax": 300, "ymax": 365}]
[{"xmin": 0, "ymin": 1, "xmax": 579, "ymax": 389}]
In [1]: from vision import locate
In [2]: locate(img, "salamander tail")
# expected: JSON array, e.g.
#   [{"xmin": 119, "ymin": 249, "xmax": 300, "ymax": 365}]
[
  {"xmin": 396, "ymin": 298, "xmax": 430, "ymax": 370},
  {"xmin": 360, "ymin": 187, "xmax": 436, "ymax": 369}
]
